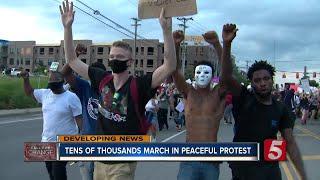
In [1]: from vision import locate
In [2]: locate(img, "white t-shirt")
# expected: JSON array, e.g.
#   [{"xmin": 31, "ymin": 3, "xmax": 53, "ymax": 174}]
[
  {"xmin": 145, "ymin": 99, "xmax": 158, "ymax": 112},
  {"xmin": 33, "ymin": 89, "xmax": 82, "ymax": 142}
]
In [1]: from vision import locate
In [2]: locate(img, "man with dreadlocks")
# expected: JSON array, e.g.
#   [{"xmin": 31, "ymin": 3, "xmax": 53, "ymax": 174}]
[{"xmin": 228, "ymin": 60, "xmax": 307, "ymax": 180}]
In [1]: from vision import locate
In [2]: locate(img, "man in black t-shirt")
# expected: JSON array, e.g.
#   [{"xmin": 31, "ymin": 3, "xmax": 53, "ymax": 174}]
[
  {"xmin": 227, "ymin": 60, "xmax": 307, "ymax": 180},
  {"xmin": 60, "ymin": 2, "xmax": 176, "ymax": 179}
]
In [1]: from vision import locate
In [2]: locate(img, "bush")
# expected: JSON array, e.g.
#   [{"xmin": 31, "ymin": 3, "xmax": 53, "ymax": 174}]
[{"xmin": 0, "ymin": 76, "xmax": 48, "ymax": 109}]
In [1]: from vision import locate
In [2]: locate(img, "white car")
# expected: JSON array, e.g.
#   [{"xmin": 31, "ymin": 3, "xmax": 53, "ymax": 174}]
[{"xmin": 10, "ymin": 68, "xmax": 21, "ymax": 76}]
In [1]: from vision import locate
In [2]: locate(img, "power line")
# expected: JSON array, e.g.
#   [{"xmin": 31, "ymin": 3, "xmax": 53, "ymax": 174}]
[
  {"xmin": 52, "ymin": 0, "xmax": 134, "ymax": 38},
  {"xmin": 189, "ymin": 20, "xmax": 206, "ymax": 32},
  {"xmin": 192, "ymin": 20, "xmax": 210, "ymax": 31},
  {"xmin": 177, "ymin": 17, "xmax": 193, "ymax": 75},
  {"xmin": 75, "ymin": 0, "xmax": 160, "ymax": 47}
]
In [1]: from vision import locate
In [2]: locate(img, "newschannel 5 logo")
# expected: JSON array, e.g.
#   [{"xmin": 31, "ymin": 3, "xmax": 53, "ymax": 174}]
[{"xmin": 264, "ymin": 139, "xmax": 287, "ymax": 161}]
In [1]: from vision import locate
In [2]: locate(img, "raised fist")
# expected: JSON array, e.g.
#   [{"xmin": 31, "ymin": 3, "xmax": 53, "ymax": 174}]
[
  {"xmin": 203, "ymin": 31, "xmax": 219, "ymax": 45},
  {"xmin": 222, "ymin": 24, "xmax": 238, "ymax": 43},
  {"xmin": 173, "ymin": 30, "xmax": 184, "ymax": 45},
  {"xmin": 75, "ymin": 44, "xmax": 87, "ymax": 57},
  {"xmin": 20, "ymin": 70, "xmax": 29, "ymax": 79}
]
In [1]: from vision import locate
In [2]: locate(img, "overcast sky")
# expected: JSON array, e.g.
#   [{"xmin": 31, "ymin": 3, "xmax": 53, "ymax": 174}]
[{"xmin": 0, "ymin": 0, "xmax": 319, "ymax": 72}]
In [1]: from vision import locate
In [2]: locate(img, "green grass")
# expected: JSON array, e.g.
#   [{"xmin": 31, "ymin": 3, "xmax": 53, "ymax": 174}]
[{"xmin": 0, "ymin": 75, "xmax": 49, "ymax": 109}]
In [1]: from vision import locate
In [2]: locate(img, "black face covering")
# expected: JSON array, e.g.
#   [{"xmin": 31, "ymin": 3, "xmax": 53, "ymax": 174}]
[
  {"xmin": 108, "ymin": 59, "xmax": 129, "ymax": 74},
  {"xmin": 47, "ymin": 81, "xmax": 64, "ymax": 92}
]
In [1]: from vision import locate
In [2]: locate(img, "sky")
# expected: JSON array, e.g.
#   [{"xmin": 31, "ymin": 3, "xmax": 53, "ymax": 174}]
[{"xmin": 0, "ymin": 0, "xmax": 319, "ymax": 72}]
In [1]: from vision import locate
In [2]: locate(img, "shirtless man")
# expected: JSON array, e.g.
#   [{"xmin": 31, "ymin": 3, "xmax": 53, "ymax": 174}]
[{"xmin": 172, "ymin": 24, "xmax": 238, "ymax": 180}]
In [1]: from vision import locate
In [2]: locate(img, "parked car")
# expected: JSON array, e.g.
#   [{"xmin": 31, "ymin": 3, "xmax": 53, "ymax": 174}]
[{"xmin": 10, "ymin": 68, "xmax": 21, "ymax": 76}]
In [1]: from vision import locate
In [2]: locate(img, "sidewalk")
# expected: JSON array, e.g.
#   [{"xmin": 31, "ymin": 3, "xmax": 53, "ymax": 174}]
[{"xmin": 0, "ymin": 107, "xmax": 42, "ymax": 117}]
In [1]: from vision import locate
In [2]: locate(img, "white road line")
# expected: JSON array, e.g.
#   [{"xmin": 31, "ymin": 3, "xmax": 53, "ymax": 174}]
[
  {"xmin": 161, "ymin": 130, "xmax": 186, "ymax": 142},
  {"xmin": 0, "ymin": 117, "xmax": 42, "ymax": 125}
]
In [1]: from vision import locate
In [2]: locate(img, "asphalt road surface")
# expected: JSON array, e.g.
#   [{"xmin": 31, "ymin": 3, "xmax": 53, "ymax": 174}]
[{"xmin": 1, "ymin": 113, "xmax": 320, "ymax": 180}]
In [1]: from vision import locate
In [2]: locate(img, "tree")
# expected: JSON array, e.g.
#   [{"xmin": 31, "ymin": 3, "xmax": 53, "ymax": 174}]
[
  {"xmin": 231, "ymin": 56, "xmax": 250, "ymax": 86},
  {"xmin": 309, "ymin": 80, "xmax": 319, "ymax": 87}
]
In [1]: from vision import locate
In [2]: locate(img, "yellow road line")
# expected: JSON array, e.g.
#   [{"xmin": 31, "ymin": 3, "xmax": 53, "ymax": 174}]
[
  {"xmin": 294, "ymin": 134, "xmax": 309, "ymax": 137},
  {"xmin": 280, "ymin": 161, "xmax": 294, "ymax": 180},
  {"xmin": 296, "ymin": 126, "xmax": 320, "ymax": 141},
  {"xmin": 302, "ymin": 155, "xmax": 320, "ymax": 160},
  {"xmin": 287, "ymin": 155, "xmax": 301, "ymax": 180}
]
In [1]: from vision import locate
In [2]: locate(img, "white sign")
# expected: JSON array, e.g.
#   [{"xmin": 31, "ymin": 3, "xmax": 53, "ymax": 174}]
[
  {"xmin": 49, "ymin": 62, "xmax": 59, "ymax": 71},
  {"xmin": 138, "ymin": 0, "xmax": 197, "ymax": 19},
  {"xmin": 301, "ymin": 78, "xmax": 311, "ymax": 93},
  {"xmin": 175, "ymin": 101, "xmax": 184, "ymax": 113}
]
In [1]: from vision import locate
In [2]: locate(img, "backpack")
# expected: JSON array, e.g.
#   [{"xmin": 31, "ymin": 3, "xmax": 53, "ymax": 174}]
[{"xmin": 98, "ymin": 75, "xmax": 150, "ymax": 134}]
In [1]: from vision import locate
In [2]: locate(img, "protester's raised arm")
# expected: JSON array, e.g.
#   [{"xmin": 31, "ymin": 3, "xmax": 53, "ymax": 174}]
[
  {"xmin": 151, "ymin": 8, "xmax": 176, "ymax": 89},
  {"xmin": 203, "ymin": 31, "xmax": 222, "ymax": 64},
  {"xmin": 221, "ymin": 24, "xmax": 242, "ymax": 95},
  {"xmin": 20, "ymin": 71, "xmax": 35, "ymax": 99},
  {"xmin": 172, "ymin": 30, "xmax": 190, "ymax": 97},
  {"xmin": 60, "ymin": 0, "xmax": 89, "ymax": 79}
]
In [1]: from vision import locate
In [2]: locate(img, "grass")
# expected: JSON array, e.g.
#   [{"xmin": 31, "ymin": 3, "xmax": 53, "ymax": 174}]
[{"xmin": 0, "ymin": 75, "xmax": 49, "ymax": 109}]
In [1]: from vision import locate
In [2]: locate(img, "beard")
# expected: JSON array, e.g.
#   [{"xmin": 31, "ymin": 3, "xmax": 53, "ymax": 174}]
[{"xmin": 253, "ymin": 87, "xmax": 272, "ymax": 99}]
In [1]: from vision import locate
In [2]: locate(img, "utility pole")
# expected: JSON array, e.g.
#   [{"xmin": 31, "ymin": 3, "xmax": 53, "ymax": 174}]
[
  {"xmin": 131, "ymin": 18, "xmax": 141, "ymax": 76},
  {"xmin": 177, "ymin": 17, "xmax": 193, "ymax": 75},
  {"xmin": 273, "ymin": 40, "xmax": 276, "ymax": 68},
  {"xmin": 246, "ymin": 60, "xmax": 249, "ymax": 72}
]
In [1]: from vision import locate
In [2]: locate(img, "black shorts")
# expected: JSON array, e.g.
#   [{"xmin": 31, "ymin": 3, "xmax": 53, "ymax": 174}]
[{"xmin": 229, "ymin": 163, "xmax": 281, "ymax": 180}]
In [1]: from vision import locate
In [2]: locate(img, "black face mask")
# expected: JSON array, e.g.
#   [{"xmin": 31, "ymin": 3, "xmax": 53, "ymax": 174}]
[
  {"xmin": 108, "ymin": 59, "xmax": 129, "ymax": 74},
  {"xmin": 47, "ymin": 81, "xmax": 64, "ymax": 92}
]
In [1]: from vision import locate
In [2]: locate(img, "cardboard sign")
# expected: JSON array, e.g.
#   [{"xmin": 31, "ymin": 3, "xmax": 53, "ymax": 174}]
[
  {"xmin": 138, "ymin": 0, "xmax": 197, "ymax": 19},
  {"xmin": 49, "ymin": 62, "xmax": 59, "ymax": 71}
]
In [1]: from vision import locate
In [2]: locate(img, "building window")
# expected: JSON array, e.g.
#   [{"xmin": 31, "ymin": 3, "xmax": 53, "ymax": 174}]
[
  {"xmin": 21, "ymin": 59, "xmax": 23, "ymax": 65},
  {"xmin": 147, "ymin": 59, "xmax": 153, "ymax": 68},
  {"xmin": 57, "ymin": 49, "xmax": 59, "ymax": 53},
  {"xmin": 141, "ymin": 47, "xmax": 144, "ymax": 55},
  {"xmin": 81, "ymin": 59, "xmax": 87, "ymax": 63},
  {"xmin": 162, "ymin": 59, "xmax": 164, "ymax": 64},
  {"xmin": 185, "ymin": 60, "xmax": 187, "ymax": 66},
  {"xmin": 49, "ymin": 48, "xmax": 54, "ymax": 55},
  {"xmin": 17, "ymin": 48, "xmax": 21, "ymax": 54},
  {"xmin": 136, "ymin": 47, "xmax": 138, "ymax": 55},
  {"xmin": 162, "ymin": 46, "xmax": 164, "ymax": 54},
  {"xmin": 10, "ymin": 58, "xmax": 14, "ymax": 65},
  {"xmin": 140, "ymin": 59, "xmax": 143, "ymax": 67},
  {"xmin": 48, "ymin": 59, "xmax": 53, "ymax": 66},
  {"xmin": 147, "ymin": 47, "xmax": 154, "ymax": 55},
  {"xmin": 97, "ymin": 59, "xmax": 103, "ymax": 63},
  {"xmin": 135, "ymin": 59, "xmax": 138, "ymax": 68},
  {"xmin": 10, "ymin": 48, "xmax": 14, "ymax": 54},
  {"xmin": 17, "ymin": 59, "xmax": 19, "ymax": 65},
  {"xmin": 97, "ymin": 47, "xmax": 104, "ymax": 55},
  {"xmin": 40, "ymin": 48, "xmax": 45, "ymax": 55},
  {"xmin": 38, "ymin": 60, "xmax": 43, "ymax": 66},
  {"xmin": 25, "ymin": 59, "xmax": 31, "ymax": 65},
  {"xmin": 200, "ymin": 47, "xmax": 204, "ymax": 56}
]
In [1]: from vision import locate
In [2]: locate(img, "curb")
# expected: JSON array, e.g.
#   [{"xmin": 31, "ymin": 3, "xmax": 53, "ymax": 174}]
[{"xmin": 0, "ymin": 107, "xmax": 42, "ymax": 117}]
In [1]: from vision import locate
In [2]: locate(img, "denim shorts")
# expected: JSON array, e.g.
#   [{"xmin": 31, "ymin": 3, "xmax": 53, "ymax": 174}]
[{"xmin": 177, "ymin": 161, "xmax": 220, "ymax": 180}]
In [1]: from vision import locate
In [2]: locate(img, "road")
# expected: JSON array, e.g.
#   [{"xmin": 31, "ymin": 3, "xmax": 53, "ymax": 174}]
[{"xmin": 0, "ymin": 113, "xmax": 320, "ymax": 180}]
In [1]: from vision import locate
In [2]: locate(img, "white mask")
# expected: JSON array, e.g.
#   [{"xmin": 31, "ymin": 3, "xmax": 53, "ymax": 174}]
[{"xmin": 194, "ymin": 65, "xmax": 212, "ymax": 88}]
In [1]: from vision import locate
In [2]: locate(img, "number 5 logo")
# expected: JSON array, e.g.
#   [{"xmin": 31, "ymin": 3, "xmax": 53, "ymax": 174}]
[{"xmin": 264, "ymin": 139, "xmax": 286, "ymax": 161}]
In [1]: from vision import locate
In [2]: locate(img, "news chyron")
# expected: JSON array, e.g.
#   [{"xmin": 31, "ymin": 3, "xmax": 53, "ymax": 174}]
[{"xmin": 24, "ymin": 136, "xmax": 285, "ymax": 162}]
